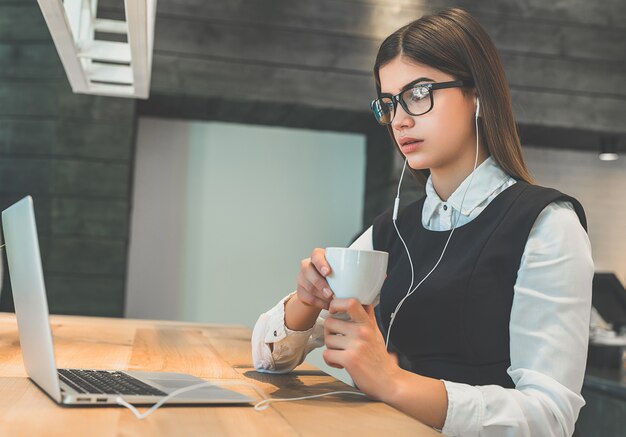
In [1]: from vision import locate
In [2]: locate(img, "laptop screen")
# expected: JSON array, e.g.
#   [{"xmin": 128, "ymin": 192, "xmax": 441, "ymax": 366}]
[{"xmin": 2, "ymin": 196, "xmax": 62, "ymax": 402}]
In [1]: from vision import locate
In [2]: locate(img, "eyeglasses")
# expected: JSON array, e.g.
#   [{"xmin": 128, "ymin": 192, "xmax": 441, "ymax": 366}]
[{"xmin": 370, "ymin": 79, "xmax": 474, "ymax": 125}]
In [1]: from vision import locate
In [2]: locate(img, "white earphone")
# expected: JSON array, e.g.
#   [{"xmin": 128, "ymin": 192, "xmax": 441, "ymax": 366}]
[{"xmin": 386, "ymin": 96, "xmax": 481, "ymax": 349}]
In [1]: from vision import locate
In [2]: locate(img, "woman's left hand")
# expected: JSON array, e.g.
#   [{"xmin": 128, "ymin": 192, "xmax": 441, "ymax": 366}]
[{"xmin": 323, "ymin": 298, "xmax": 402, "ymax": 401}]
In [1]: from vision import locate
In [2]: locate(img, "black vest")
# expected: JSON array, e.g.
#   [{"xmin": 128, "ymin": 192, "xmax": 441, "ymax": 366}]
[{"xmin": 372, "ymin": 181, "xmax": 587, "ymax": 388}]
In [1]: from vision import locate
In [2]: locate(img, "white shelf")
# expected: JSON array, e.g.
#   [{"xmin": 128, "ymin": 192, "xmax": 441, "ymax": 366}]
[{"xmin": 36, "ymin": 0, "xmax": 156, "ymax": 99}]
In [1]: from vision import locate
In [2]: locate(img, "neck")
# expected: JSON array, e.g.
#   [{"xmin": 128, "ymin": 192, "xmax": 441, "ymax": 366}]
[{"xmin": 430, "ymin": 146, "xmax": 489, "ymax": 201}]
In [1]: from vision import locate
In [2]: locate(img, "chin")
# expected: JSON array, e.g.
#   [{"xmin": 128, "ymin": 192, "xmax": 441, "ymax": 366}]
[{"xmin": 405, "ymin": 155, "xmax": 431, "ymax": 170}]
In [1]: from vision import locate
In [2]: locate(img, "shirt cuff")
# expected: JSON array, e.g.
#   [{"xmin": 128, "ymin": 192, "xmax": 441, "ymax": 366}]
[
  {"xmin": 263, "ymin": 291, "xmax": 316, "ymax": 344},
  {"xmin": 441, "ymin": 380, "xmax": 485, "ymax": 437}
]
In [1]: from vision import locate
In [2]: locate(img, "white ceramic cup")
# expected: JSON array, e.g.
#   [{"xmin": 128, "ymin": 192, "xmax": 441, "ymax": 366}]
[{"xmin": 324, "ymin": 247, "xmax": 389, "ymax": 305}]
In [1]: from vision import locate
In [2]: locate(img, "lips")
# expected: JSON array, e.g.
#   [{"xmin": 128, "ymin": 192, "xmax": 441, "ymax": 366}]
[{"xmin": 399, "ymin": 137, "xmax": 424, "ymax": 146}]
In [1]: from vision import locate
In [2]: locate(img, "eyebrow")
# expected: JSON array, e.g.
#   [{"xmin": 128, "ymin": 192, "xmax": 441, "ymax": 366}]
[{"xmin": 381, "ymin": 77, "xmax": 435, "ymax": 95}]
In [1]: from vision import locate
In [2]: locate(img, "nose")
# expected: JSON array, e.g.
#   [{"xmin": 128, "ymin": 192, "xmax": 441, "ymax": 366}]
[{"xmin": 391, "ymin": 102, "xmax": 414, "ymax": 132}]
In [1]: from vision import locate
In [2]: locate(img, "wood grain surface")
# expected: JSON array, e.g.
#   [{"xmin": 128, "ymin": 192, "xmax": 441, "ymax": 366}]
[{"xmin": 0, "ymin": 313, "xmax": 442, "ymax": 436}]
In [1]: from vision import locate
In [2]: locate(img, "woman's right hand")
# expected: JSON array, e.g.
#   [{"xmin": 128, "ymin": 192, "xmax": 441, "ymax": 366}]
[{"xmin": 295, "ymin": 248, "xmax": 334, "ymax": 311}]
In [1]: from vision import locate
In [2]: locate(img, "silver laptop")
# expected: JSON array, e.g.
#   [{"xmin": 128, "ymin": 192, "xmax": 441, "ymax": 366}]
[{"xmin": 2, "ymin": 196, "xmax": 254, "ymax": 406}]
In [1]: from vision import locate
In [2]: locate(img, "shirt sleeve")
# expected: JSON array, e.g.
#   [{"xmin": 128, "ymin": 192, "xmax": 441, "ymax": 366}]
[
  {"xmin": 441, "ymin": 200, "xmax": 594, "ymax": 437},
  {"xmin": 251, "ymin": 226, "xmax": 375, "ymax": 373}
]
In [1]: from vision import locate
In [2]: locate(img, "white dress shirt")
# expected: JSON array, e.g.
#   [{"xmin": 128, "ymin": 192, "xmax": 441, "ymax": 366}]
[{"xmin": 251, "ymin": 156, "xmax": 594, "ymax": 437}]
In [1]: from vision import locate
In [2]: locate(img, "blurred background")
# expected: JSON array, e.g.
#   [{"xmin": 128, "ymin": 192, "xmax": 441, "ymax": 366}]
[{"xmin": 0, "ymin": 1, "xmax": 625, "ymax": 434}]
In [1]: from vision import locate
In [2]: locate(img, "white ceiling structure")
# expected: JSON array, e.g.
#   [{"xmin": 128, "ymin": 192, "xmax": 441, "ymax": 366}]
[{"xmin": 36, "ymin": 0, "xmax": 157, "ymax": 99}]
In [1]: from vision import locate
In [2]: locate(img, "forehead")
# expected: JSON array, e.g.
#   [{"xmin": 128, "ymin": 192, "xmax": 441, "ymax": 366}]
[{"xmin": 378, "ymin": 57, "xmax": 453, "ymax": 94}]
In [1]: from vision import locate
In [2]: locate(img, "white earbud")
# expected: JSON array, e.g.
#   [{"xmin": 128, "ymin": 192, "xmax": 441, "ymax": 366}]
[{"xmin": 475, "ymin": 96, "xmax": 480, "ymax": 118}]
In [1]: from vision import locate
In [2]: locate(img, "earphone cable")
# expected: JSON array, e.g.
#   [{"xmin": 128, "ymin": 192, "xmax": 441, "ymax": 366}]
[
  {"xmin": 386, "ymin": 104, "xmax": 481, "ymax": 349},
  {"xmin": 115, "ymin": 380, "xmax": 367, "ymax": 419}
]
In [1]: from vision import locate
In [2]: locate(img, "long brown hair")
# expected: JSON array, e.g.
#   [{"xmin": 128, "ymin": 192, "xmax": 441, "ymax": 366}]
[{"xmin": 373, "ymin": 8, "xmax": 534, "ymax": 185}]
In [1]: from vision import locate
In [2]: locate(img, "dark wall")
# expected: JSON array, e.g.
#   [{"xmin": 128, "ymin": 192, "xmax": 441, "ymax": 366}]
[
  {"xmin": 131, "ymin": 0, "xmax": 626, "ymax": 223},
  {"xmin": 108, "ymin": 0, "xmax": 626, "ymax": 147},
  {"xmin": 1, "ymin": 0, "xmax": 625, "ymax": 316},
  {"xmin": 0, "ymin": 1, "xmax": 136, "ymax": 316}
]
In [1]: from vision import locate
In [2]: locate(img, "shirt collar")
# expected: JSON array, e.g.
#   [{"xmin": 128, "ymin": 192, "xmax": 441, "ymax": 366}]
[{"xmin": 422, "ymin": 156, "xmax": 512, "ymax": 223}]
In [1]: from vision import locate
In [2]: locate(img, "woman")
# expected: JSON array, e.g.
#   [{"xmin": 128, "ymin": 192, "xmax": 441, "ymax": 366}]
[{"xmin": 252, "ymin": 8, "xmax": 593, "ymax": 437}]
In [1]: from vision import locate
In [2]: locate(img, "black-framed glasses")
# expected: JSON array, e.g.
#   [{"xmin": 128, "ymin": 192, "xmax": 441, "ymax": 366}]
[{"xmin": 370, "ymin": 79, "xmax": 474, "ymax": 125}]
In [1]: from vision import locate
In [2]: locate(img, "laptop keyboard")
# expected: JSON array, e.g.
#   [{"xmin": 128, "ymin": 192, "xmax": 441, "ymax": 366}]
[{"xmin": 58, "ymin": 369, "xmax": 167, "ymax": 396}]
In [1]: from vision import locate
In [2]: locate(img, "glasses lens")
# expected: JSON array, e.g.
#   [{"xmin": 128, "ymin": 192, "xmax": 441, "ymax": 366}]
[
  {"xmin": 401, "ymin": 86, "xmax": 431, "ymax": 116},
  {"xmin": 372, "ymin": 97, "xmax": 394, "ymax": 125}
]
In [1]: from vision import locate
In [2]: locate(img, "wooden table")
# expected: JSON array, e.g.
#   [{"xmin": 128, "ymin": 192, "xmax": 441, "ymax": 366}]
[{"xmin": 0, "ymin": 313, "xmax": 441, "ymax": 436}]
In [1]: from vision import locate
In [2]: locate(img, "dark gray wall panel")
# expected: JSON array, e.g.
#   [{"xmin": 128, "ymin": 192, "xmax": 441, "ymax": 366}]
[
  {"xmin": 0, "ymin": 83, "xmax": 135, "ymax": 121},
  {"xmin": 152, "ymin": 17, "xmax": 626, "ymax": 99},
  {"xmin": 131, "ymin": 0, "xmax": 626, "ymax": 136},
  {"xmin": 50, "ymin": 198, "xmax": 129, "ymax": 240},
  {"xmin": 42, "ymin": 237, "xmax": 126, "ymax": 277},
  {"xmin": 45, "ymin": 275, "xmax": 126, "ymax": 316},
  {"xmin": 0, "ymin": 158, "xmax": 51, "ymax": 194},
  {"xmin": 0, "ymin": 1, "xmax": 136, "ymax": 317},
  {"xmin": 0, "ymin": 158, "xmax": 129, "ymax": 197},
  {"xmin": 0, "ymin": 42, "xmax": 64, "ymax": 79},
  {"xmin": 511, "ymin": 89, "xmax": 626, "ymax": 134},
  {"xmin": 49, "ymin": 160, "xmax": 129, "ymax": 198},
  {"xmin": 150, "ymin": 53, "xmax": 375, "ymax": 109},
  {"xmin": 0, "ymin": 4, "xmax": 51, "ymax": 41},
  {"xmin": 500, "ymin": 53, "xmax": 626, "ymax": 99},
  {"xmin": 153, "ymin": 16, "xmax": 379, "ymax": 73},
  {"xmin": 0, "ymin": 119, "xmax": 134, "ymax": 161},
  {"xmin": 100, "ymin": 0, "xmax": 626, "ymax": 34}
]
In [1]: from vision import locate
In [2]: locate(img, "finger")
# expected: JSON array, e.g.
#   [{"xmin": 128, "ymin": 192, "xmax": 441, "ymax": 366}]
[
  {"xmin": 302, "ymin": 267, "xmax": 333, "ymax": 299},
  {"xmin": 298, "ymin": 265, "xmax": 329, "ymax": 295},
  {"xmin": 311, "ymin": 248, "xmax": 332, "ymax": 277},
  {"xmin": 300, "ymin": 274, "xmax": 333, "ymax": 302},
  {"xmin": 296, "ymin": 285, "xmax": 330, "ymax": 309},
  {"xmin": 323, "ymin": 349, "xmax": 344, "ymax": 369},
  {"xmin": 324, "ymin": 331, "xmax": 350, "ymax": 350},
  {"xmin": 324, "ymin": 317, "xmax": 349, "ymax": 336},
  {"xmin": 298, "ymin": 274, "xmax": 319, "ymax": 296},
  {"xmin": 329, "ymin": 298, "xmax": 369, "ymax": 323}
]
